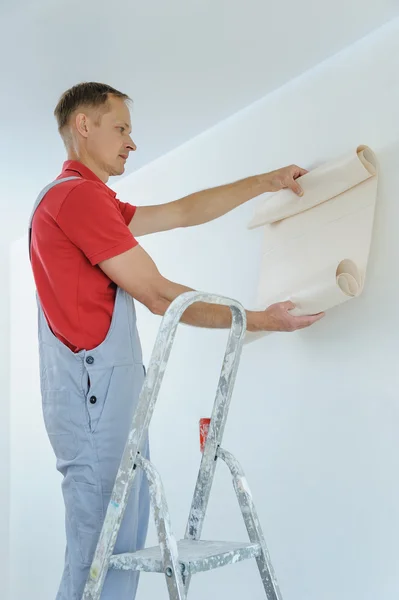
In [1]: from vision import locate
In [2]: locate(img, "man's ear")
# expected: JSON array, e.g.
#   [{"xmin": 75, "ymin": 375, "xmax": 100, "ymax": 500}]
[{"xmin": 75, "ymin": 112, "xmax": 90, "ymax": 138}]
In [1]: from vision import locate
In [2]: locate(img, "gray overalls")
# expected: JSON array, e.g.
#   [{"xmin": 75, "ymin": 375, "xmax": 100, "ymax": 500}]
[{"xmin": 29, "ymin": 178, "xmax": 150, "ymax": 599}]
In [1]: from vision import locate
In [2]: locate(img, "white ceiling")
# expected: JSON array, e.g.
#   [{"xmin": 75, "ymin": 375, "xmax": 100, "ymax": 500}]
[{"xmin": 1, "ymin": 0, "xmax": 398, "ymax": 241}]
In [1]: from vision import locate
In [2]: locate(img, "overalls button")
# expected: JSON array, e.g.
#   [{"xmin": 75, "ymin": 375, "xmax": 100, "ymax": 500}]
[
  {"xmin": 89, "ymin": 396, "xmax": 97, "ymax": 405},
  {"xmin": 86, "ymin": 356, "xmax": 94, "ymax": 365}
]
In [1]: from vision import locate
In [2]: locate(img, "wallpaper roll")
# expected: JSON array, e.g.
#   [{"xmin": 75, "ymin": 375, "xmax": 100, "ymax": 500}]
[{"xmin": 245, "ymin": 145, "xmax": 379, "ymax": 344}]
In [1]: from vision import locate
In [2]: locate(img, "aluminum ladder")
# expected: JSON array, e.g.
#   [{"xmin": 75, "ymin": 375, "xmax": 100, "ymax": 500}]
[{"xmin": 82, "ymin": 291, "xmax": 283, "ymax": 600}]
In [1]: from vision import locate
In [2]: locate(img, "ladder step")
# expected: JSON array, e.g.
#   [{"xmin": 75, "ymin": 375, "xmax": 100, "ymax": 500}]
[{"xmin": 110, "ymin": 540, "xmax": 261, "ymax": 576}]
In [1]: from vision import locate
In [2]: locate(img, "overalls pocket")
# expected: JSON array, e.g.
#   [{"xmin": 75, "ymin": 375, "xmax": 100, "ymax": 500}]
[
  {"xmin": 42, "ymin": 390, "xmax": 79, "ymax": 461},
  {"xmin": 68, "ymin": 480, "xmax": 105, "ymax": 566}
]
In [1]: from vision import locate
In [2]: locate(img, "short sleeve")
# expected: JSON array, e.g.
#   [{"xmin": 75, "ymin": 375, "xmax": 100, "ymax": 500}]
[
  {"xmin": 56, "ymin": 181, "xmax": 139, "ymax": 265},
  {"xmin": 116, "ymin": 199, "xmax": 137, "ymax": 225}
]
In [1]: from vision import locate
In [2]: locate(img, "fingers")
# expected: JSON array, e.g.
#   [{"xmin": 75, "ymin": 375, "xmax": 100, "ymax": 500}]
[
  {"xmin": 280, "ymin": 300, "xmax": 296, "ymax": 311},
  {"xmin": 290, "ymin": 312, "xmax": 325, "ymax": 329},
  {"xmin": 295, "ymin": 167, "xmax": 308, "ymax": 177},
  {"xmin": 290, "ymin": 164, "xmax": 308, "ymax": 178},
  {"xmin": 287, "ymin": 165, "xmax": 308, "ymax": 196},
  {"xmin": 290, "ymin": 181, "xmax": 304, "ymax": 197}
]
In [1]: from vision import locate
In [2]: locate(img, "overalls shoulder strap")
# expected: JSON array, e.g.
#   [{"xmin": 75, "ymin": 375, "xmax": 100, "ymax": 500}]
[{"xmin": 28, "ymin": 176, "xmax": 81, "ymax": 260}]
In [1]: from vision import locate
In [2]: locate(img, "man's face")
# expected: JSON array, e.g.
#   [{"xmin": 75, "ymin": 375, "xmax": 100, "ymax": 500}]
[{"xmin": 85, "ymin": 95, "xmax": 136, "ymax": 177}]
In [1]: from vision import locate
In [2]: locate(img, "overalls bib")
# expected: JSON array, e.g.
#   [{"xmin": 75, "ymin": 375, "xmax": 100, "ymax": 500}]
[{"xmin": 29, "ymin": 178, "xmax": 150, "ymax": 599}]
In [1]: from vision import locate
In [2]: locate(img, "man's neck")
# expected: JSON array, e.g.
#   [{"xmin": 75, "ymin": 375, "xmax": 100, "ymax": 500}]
[{"xmin": 67, "ymin": 152, "xmax": 109, "ymax": 183}]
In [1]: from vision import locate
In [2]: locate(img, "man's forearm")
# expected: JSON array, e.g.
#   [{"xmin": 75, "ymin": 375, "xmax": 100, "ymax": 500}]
[
  {"xmin": 130, "ymin": 165, "xmax": 305, "ymax": 236},
  {"xmin": 155, "ymin": 282, "xmax": 322, "ymax": 333},
  {"xmin": 179, "ymin": 173, "xmax": 273, "ymax": 227},
  {"xmin": 153, "ymin": 277, "xmax": 264, "ymax": 331}
]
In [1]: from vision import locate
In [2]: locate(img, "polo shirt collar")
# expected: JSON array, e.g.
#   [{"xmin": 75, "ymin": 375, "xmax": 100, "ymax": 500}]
[{"xmin": 61, "ymin": 160, "xmax": 116, "ymax": 197}]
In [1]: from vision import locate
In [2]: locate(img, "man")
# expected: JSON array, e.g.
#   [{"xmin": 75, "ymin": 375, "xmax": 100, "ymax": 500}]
[{"xmin": 29, "ymin": 82, "xmax": 324, "ymax": 599}]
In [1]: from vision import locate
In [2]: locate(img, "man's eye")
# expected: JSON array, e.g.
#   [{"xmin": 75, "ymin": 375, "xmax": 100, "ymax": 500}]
[{"xmin": 119, "ymin": 127, "xmax": 125, "ymax": 133}]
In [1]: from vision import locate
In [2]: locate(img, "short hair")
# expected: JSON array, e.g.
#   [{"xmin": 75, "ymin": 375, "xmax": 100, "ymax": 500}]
[{"xmin": 54, "ymin": 81, "xmax": 130, "ymax": 136}]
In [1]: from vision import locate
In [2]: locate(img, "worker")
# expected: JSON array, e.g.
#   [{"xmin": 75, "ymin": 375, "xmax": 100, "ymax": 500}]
[{"xmin": 28, "ymin": 81, "xmax": 324, "ymax": 600}]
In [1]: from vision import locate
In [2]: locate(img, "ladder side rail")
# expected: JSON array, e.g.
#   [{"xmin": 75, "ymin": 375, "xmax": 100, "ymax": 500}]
[
  {"xmin": 137, "ymin": 455, "xmax": 187, "ymax": 600},
  {"xmin": 217, "ymin": 448, "xmax": 283, "ymax": 600},
  {"xmin": 183, "ymin": 303, "xmax": 246, "ymax": 593}
]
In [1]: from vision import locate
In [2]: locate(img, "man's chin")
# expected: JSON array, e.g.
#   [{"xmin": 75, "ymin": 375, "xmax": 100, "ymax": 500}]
[{"xmin": 109, "ymin": 166, "xmax": 125, "ymax": 177}]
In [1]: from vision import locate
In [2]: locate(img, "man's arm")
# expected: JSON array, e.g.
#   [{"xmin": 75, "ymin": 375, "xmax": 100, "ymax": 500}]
[
  {"xmin": 129, "ymin": 165, "xmax": 307, "ymax": 237},
  {"xmin": 99, "ymin": 245, "xmax": 324, "ymax": 332}
]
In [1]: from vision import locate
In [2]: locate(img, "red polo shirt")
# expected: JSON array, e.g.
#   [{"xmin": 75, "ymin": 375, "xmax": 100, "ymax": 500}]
[{"xmin": 30, "ymin": 160, "xmax": 138, "ymax": 352}]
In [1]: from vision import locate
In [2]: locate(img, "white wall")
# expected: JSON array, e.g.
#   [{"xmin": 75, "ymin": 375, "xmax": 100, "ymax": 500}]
[
  {"xmin": 0, "ymin": 245, "xmax": 10, "ymax": 600},
  {"xmin": 10, "ymin": 17, "xmax": 399, "ymax": 600},
  {"xmin": 9, "ymin": 240, "xmax": 67, "ymax": 600}
]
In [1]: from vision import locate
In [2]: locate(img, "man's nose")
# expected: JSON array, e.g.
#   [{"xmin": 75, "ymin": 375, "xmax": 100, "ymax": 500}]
[{"xmin": 126, "ymin": 137, "xmax": 137, "ymax": 152}]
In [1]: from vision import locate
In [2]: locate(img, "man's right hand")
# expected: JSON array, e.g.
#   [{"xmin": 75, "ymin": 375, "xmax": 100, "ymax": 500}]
[{"xmin": 248, "ymin": 301, "xmax": 325, "ymax": 333}]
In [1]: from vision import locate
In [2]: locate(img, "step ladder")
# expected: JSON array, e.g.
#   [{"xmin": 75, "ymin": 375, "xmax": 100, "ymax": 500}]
[{"xmin": 82, "ymin": 291, "xmax": 283, "ymax": 600}]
